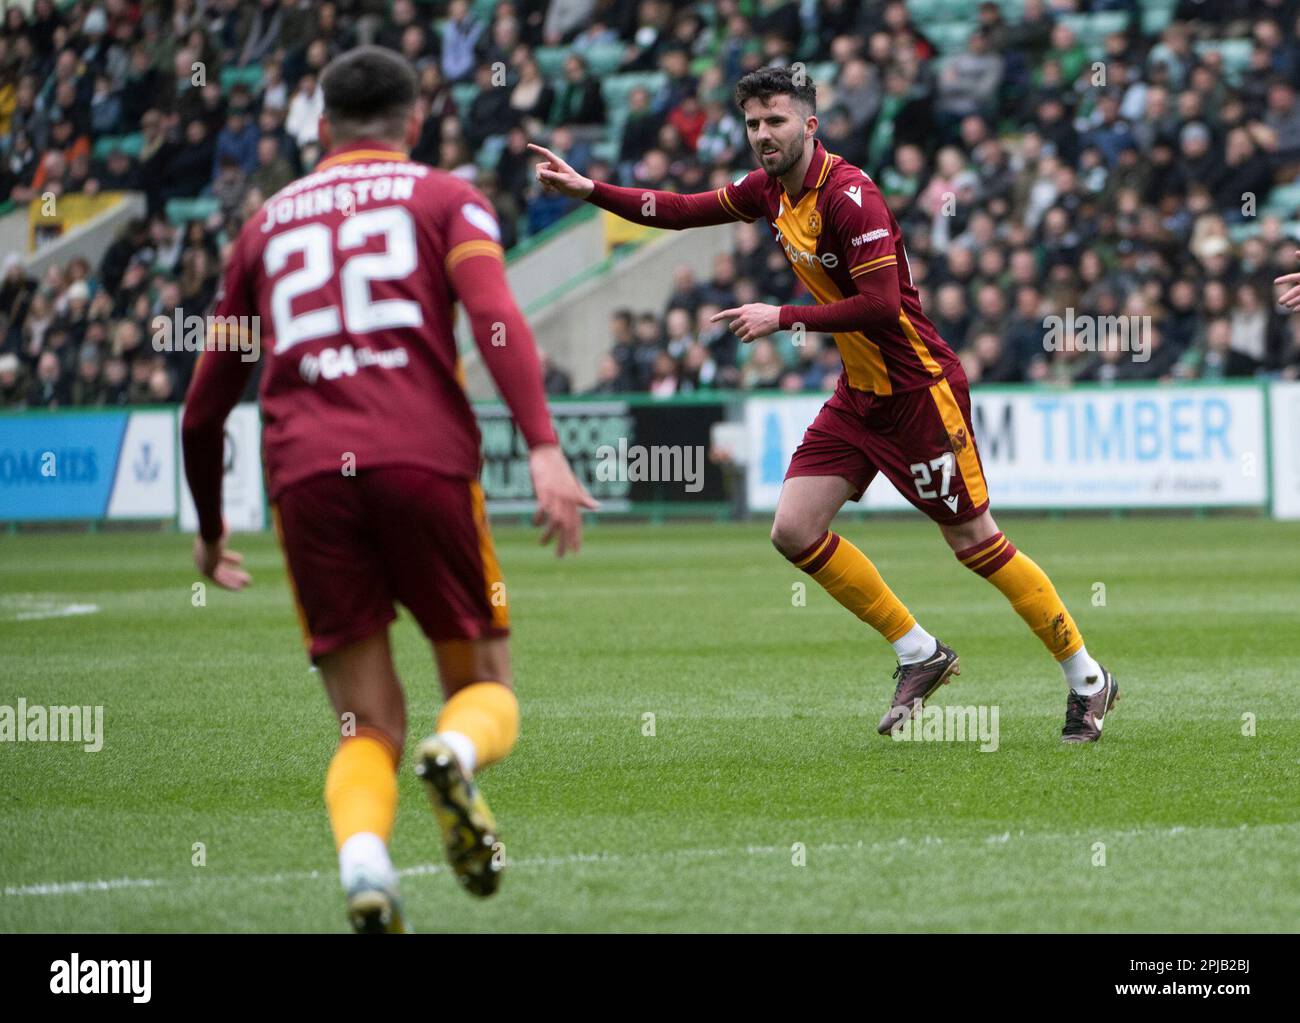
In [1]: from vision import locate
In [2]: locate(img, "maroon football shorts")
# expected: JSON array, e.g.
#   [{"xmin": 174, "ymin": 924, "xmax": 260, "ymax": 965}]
[
  {"xmin": 785, "ymin": 371, "xmax": 991, "ymax": 525},
  {"xmin": 272, "ymin": 467, "xmax": 510, "ymax": 660}
]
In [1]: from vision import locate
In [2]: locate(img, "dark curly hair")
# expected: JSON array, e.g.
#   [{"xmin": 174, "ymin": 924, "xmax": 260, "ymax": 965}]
[
  {"xmin": 321, "ymin": 46, "xmax": 418, "ymax": 141},
  {"xmin": 733, "ymin": 66, "xmax": 817, "ymax": 114}
]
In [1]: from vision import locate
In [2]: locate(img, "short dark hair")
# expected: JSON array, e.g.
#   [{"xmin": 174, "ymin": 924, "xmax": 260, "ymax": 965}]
[
  {"xmin": 734, "ymin": 66, "xmax": 817, "ymax": 115},
  {"xmin": 321, "ymin": 46, "xmax": 418, "ymax": 140}
]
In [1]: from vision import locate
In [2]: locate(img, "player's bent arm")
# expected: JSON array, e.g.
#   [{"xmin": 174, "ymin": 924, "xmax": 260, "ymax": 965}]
[
  {"xmin": 529, "ymin": 141, "xmax": 742, "ymax": 230},
  {"xmin": 777, "ymin": 262, "xmax": 903, "ymax": 333},
  {"xmin": 448, "ymin": 245, "xmax": 557, "ymax": 448},
  {"xmin": 447, "ymin": 247, "xmax": 598, "ymax": 555},
  {"xmin": 585, "ymin": 180, "xmax": 739, "ymax": 230}
]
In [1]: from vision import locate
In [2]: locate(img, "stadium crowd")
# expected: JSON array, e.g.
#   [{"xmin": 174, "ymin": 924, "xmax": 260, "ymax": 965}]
[{"xmin": 1, "ymin": 0, "xmax": 1299, "ymax": 409}]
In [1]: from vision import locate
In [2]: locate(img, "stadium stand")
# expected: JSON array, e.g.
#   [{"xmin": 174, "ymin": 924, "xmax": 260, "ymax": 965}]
[{"xmin": 2, "ymin": 0, "xmax": 1299, "ymax": 411}]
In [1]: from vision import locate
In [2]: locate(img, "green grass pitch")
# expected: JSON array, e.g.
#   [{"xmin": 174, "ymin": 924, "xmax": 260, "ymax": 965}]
[{"xmin": 2, "ymin": 515, "xmax": 1298, "ymax": 932}]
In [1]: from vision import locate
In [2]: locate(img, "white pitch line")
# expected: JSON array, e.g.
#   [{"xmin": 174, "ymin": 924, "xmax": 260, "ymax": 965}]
[{"xmin": 1, "ymin": 825, "xmax": 1230, "ymax": 899}]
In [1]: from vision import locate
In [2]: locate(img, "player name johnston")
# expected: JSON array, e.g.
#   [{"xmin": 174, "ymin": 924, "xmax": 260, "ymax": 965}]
[{"xmin": 261, "ymin": 163, "xmax": 425, "ymax": 232}]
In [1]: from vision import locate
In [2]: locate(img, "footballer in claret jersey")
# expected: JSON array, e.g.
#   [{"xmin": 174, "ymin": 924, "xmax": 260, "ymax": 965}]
[
  {"xmin": 182, "ymin": 46, "xmax": 597, "ymax": 932},
  {"xmin": 531, "ymin": 66, "xmax": 1117, "ymax": 746}
]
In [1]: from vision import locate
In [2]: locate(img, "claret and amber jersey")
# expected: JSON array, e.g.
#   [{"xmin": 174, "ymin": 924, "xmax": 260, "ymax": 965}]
[
  {"xmin": 182, "ymin": 140, "xmax": 557, "ymax": 543},
  {"xmin": 717, "ymin": 140, "xmax": 959, "ymax": 396}
]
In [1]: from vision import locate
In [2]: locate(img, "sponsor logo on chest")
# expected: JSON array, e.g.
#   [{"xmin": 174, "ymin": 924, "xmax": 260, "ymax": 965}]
[{"xmin": 774, "ymin": 200, "xmax": 838, "ymax": 269}]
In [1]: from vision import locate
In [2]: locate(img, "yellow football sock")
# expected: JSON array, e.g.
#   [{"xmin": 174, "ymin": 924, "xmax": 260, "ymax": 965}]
[
  {"xmin": 437, "ymin": 681, "xmax": 519, "ymax": 771},
  {"xmin": 956, "ymin": 531, "xmax": 1084, "ymax": 661},
  {"xmin": 324, "ymin": 728, "xmax": 400, "ymax": 852},
  {"xmin": 788, "ymin": 531, "xmax": 916, "ymax": 643}
]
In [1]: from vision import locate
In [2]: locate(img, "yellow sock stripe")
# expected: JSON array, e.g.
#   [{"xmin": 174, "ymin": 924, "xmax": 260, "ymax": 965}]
[
  {"xmin": 445, "ymin": 239, "xmax": 504, "ymax": 273},
  {"xmin": 806, "ymin": 534, "xmax": 916, "ymax": 642},
  {"xmin": 964, "ymin": 537, "xmax": 1010, "ymax": 573},
  {"xmin": 793, "ymin": 532, "xmax": 834, "ymax": 570}
]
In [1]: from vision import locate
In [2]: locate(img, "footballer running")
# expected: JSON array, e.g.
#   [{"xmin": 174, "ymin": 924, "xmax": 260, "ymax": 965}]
[
  {"xmin": 531, "ymin": 66, "xmax": 1118, "ymax": 744},
  {"xmin": 183, "ymin": 47, "xmax": 596, "ymax": 932}
]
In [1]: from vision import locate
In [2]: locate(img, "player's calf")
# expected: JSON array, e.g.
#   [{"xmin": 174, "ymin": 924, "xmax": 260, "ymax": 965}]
[{"xmin": 951, "ymin": 526, "xmax": 1112, "ymax": 712}]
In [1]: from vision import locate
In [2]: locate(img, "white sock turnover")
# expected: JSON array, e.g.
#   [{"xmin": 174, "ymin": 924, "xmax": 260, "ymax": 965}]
[
  {"xmin": 1062, "ymin": 646, "xmax": 1105, "ymax": 695},
  {"xmin": 438, "ymin": 730, "xmax": 477, "ymax": 776},
  {"xmin": 338, "ymin": 831, "xmax": 395, "ymax": 892},
  {"xmin": 892, "ymin": 622, "xmax": 938, "ymax": 666}
]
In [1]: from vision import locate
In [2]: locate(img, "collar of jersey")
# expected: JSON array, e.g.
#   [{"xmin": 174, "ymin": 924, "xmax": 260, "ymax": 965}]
[
  {"xmin": 781, "ymin": 140, "xmax": 835, "ymax": 209},
  {"xmin": 316, "ymin": 141, "xmax": 410, "ymax": 171}
]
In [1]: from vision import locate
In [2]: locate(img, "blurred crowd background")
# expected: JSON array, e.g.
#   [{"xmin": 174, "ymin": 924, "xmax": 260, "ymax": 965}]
[{"xmin": 2, "ymin": 0, "xmax": 1300, "ymax": 410}]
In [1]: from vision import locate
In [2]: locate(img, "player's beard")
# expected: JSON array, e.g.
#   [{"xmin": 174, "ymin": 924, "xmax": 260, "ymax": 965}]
[{"xmin": 755, "ymin": 136, "xmax": 802, "ymax": 178}]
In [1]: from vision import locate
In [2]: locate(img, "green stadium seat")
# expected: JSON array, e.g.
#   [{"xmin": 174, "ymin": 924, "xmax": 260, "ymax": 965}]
[
  {"xmin": 581, "ymin": 41, "xmax": 626, "ymax": 77},
  {"xmin": 451, "ymin": 82, "xmax": 479, "ymax": 114},
  {"xmin": 115, "ymin": 132, "xmax": 143, "ymax": 157},
  {"xmin": 802, "ymin": 62, "xmax": 837, "ymax": 88},
  {"xmin": 590, "ymin": 139, "xmax": 620, "ymax": 165},
  {"xmin": 220, "ymin": 65, "xmax": 264, "ymax": 93},
  {"xmin": 533, "ymin": 46, "xmax": 569, "ymax": 81},
  {"xmin": 91, "ymin": 133, "xmax": 144, "ymax": 160},
  {"xmin": 908, "ymin": 0, "xmax": 980, "ymax": 20},
  {"xmin": 165, "ymin": 197, "xmax": 221, "ymax": 225},
  {"xmin": 601, "ymin": 72, "xmax": 666, "ymax": 113},
  {"xmin": 926, "ymin": 21, "xmax": 974, "ymax": 55},
  {"xmin": 1226, "ymin": 222, "xmax": 1258, "ymax": 245},
  {"xmin": 1193, "ymin": 39, "xmax": 1254, "ymax": 84},
  {"xmin": 1060, "ymin": 12, "xmax": 1130, "ymax": 49},
  {"xmin": 475, "ymin": 133, "xmax": 506, "ymax": 171},
  {"xmin": 1264, "ymin": 181, "xmax": 1300, "ymax": 218},
  {"xmin": 1141, "ymin": 0, "xmax": 1179, "ymax": 36}
]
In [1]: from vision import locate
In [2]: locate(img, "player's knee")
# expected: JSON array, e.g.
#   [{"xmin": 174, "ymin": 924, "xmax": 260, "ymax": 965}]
[{"xmin": 770, "ymin": 518, "xmax": 816, "ymax": 560}]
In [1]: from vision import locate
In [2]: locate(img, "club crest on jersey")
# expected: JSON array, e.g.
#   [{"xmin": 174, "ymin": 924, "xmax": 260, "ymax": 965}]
[
  {"xmin": 948, "ymin": 428, "xmax": 969, "ymax": 455},
  {"xmin": 808, "ymin": 209, "xmax": 822, "ymax": 236}
]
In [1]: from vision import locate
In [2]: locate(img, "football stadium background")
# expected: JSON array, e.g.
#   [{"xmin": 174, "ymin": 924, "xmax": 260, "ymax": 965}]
[{"xmin": 2, "ymin": 0, "xmax": 1299, "ymax": 933}]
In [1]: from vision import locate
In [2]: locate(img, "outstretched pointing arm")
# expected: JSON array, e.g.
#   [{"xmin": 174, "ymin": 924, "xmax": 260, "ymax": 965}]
[{"xmin": 528, "ymin": 143, "xmax": 741, "ymax": 230}]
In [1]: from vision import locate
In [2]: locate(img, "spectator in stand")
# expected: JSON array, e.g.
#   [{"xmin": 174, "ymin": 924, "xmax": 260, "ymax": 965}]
[
  {"xmin": 1, "ymin": 0, "xmax": 1298, "ymax": 405},
  {"xmin": 551, "ymin": 54, "xmax": 605, "ymax": 126}
]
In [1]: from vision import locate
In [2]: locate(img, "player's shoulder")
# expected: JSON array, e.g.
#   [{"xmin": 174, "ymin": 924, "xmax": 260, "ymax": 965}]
[
  {"xmin": 729, "ymin": 165, "xmax": 775, "ymax": 196},
  {"xmin": 417, "ymin": 169, "xmax": 504, "ymax": 245},
  {"xmin": 226, "ymin": 202, "xmax": 271, "ymax": 268},
  {"xmin": 822, "ymin": 156, "xmax": 889, "ymax": 224},
  {"xmin": 415, "ymin": 167, "xmax": 497, "ymax": 218},
  {"xmin": 824, "ymin": 156, "xmax": 885, "ymax": 204}
]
